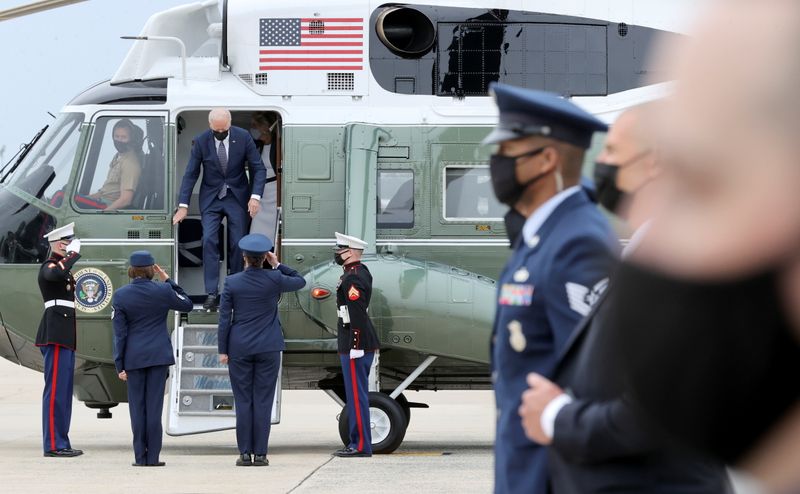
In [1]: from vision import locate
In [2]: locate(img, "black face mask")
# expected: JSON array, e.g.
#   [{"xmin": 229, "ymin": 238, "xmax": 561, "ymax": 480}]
[
  {"xmin": 489, "ymin": 147, "xmax": 548, "ymax": 206},
  {"xmin": 213, "ymin": 130, "xmax": 229, "ymax": 141},
  {"xmin": 604, "ymin": 261, "xmax": 800, "ymax": 463},
  {"xmin": 503, "ymin": 208, "xmax": 527, "ymax": 247},
  {"xmin": 593, "ymin": 162, "xmax": 624, "ymax": 213},
  {"xmin": 113, "ymin": 140, "xmax": 129, "ymax": 153},
  {"xmin": 334, "ymin": 252, "xmax": 348, "ymax": 266}
]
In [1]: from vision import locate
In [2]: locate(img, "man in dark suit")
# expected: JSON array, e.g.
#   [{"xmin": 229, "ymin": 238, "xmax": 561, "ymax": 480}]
[
  {"xmin": 484, "ymin": 83, "xmax": 618, "ymax": 493},
  {"xmin": 173, "ymin": 108, "xmax": 267, "ymax": 310},
  {"xmin": 218, "ymin": 234, "xmax": 306, "ymax": 466},
  {"xmin": 517, "ymin": 105, "xmax": 731, "ymax": 493},
  {"xmin": 112, "ymin": 251, "xmax": 193, "ymax": 467}
]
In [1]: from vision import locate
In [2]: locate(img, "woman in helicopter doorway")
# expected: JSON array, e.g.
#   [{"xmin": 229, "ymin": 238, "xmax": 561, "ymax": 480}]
[
  {"xmin": 217, "ymin": 233, "xmax": 306, "ymax": 466},
  {"xmin": 112, "ymin": 251, "xmax": 193, "ymax": 466}
]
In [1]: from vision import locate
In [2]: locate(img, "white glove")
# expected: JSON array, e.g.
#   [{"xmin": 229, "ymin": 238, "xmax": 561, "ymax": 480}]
[
  {"xmin": 349, "ymin": 349, "xmax": 365, "ymax": 360},
  {"xmin": 65, "ymin": 238, "xmax": 81, "ymax": 254}
]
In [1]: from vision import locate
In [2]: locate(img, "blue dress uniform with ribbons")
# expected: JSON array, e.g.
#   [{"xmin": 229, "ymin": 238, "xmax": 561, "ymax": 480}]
[
  {"xmin": 218, "ymin": 234, "xmax": 306, "ymax": 466},
  {"xmin": 112, "ymin": 250, "xmax": 193, "ymax": 466},
  {"xmin": 333, "ymin": 232, "xmax": 380, "ymax": 458},
  {"xmin": 484, "ymin": 84, "xmax": 618, "ymax": 493},
  {"xmin": 36, "ymin": 222, "xmax": 83, "ymax": 457}
]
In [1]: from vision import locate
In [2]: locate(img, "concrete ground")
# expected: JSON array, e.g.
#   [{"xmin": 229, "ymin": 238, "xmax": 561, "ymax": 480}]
[{"xmin": 0, "ymin": 357, "xmax": 496, "ymax": 494}]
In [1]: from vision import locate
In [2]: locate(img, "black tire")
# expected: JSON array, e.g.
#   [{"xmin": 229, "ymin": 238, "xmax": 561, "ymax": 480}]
[
  {"xmin": 338, "ymin": 391, "xmax": 408, "ymax": 454},
  {"xmin": 393, "ymin": 392, "xmax": 412, "ymax": 426}
]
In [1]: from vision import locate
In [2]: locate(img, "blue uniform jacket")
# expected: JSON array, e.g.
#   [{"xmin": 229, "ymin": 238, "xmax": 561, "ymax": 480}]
[
  {"xmin": 177, "ymin": 126, "xmax": 267, "ymax": 212},
  {"xmin": 218, "ymin": 264, "xmax": 306, "ymax": 358},
  {"xmin": 112, "ymin": 278, "xmax": 193, "ymax": 373},
  {"xmin": 492, "ymin": 189, "xmax": 617, "ymax": 494}
]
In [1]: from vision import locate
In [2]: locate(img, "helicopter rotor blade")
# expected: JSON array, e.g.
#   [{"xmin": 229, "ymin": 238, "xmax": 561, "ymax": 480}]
[{"xmin": 0, "ymin": 0, "xmax": 88, "ymax": 22}]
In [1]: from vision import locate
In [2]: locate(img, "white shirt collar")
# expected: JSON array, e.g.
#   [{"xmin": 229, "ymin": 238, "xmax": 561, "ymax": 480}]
[
  {"xmin": 521, "ymin": 186, "xmax": 581, "ymax": 247},
  {"xmin": 622, "ymin": 220, "xmax": 652, "ymax": 258}
]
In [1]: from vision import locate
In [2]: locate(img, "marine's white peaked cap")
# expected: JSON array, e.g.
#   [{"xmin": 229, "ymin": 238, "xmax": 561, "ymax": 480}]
[
  {"xmin": 334, "ymin": 232, "xmax": 367, "ymax": 249},
  {"xmin": 43, "ymin": 222, "xmax": 75, "ymax": 242}
]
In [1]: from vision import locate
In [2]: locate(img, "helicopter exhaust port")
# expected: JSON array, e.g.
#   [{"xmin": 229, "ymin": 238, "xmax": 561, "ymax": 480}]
[{"xmin": 375, "ymin": 7, "xmax": 435, "ymax": 58}]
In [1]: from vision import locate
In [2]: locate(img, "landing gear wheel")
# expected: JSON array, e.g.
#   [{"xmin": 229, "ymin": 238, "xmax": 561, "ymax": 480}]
[
  {"xmin": 393, "ymin": 392, "xmax": 412, "ymax": 427},
  {"xmin": 338, "ymin": 392, "xmax": 408, "ymax": 454}
]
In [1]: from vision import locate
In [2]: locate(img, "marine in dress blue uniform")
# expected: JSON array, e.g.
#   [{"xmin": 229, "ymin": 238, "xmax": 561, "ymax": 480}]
[
  {"xmin": 218, "ymin": 234, "xmax": 306, "ymax": 466},
  {"xmin": 36, "ymin": 222, "xmax": 83, "ymax": 457},
  {"xmin": 332, "ymin": 232, "xmax": 380, "ymax": 458},
  {"xmin": 484, "ymin": 84, "xmax": 617, "ymax": 493},
  {"xmin": 174, "ymin": 109, "xmax": 268, "ymax": 311},
  {"xmin": 112, "ymin": 251, "xmax": 193, "ymax": 466}
]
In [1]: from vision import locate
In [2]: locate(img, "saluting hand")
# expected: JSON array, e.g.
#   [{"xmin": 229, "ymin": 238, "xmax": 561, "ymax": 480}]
[
  {"xmin": 518, "ymin": 373, "xmax": 564, "ymax": 445},
  {"xmin": 118, "ymin": 371, "xmax": 127, "ymax": 382},
  {"xmin": 154, "ymin": 264, "xmax": 170, "ymax": 282},
  {"xmin": 266, "ymin": 251, "xmax": 279, "ymax": 269}
]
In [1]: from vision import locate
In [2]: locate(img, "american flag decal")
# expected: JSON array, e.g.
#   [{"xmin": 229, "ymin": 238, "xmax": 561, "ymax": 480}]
[{"xmin": 259, "ymin": 17, "xmax": 364, "ymax": 71}]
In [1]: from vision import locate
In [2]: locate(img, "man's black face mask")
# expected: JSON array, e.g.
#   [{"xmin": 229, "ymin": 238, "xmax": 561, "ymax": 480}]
[
  {"xmin": 489, "ymin": 147, "xmax": 547, "ymax": 206},
  {"xmin": 604, "ymin": 261, "xmax": 800, "ymax": 463}
]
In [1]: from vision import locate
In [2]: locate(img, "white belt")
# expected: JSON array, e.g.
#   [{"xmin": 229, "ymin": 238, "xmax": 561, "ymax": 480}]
[
  {"xmin": 337, "ymin": 306, "xmax": 350, "ymax": 324},
  {"xmin": 44, "ymin": 299, "xmax": 75, "ymax": 309}
]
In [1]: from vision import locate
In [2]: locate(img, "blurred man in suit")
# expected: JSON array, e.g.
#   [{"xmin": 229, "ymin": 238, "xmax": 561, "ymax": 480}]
[
  {"xmin": 173, "ymin": 108, "xmax": 267, "ymax": 311},
  {"xmin": 518, "ymin": 105, "xmax": 731, "ymax": 493}
]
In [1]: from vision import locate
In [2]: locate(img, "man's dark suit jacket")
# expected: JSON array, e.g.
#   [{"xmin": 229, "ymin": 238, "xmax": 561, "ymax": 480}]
[
  {"xmin": 177, "ymin": 126, "xmax": 266, "ymax": 212},
  {"xmin": 547, "ymin": 287, "xmax": 732, "ymax": 493}
]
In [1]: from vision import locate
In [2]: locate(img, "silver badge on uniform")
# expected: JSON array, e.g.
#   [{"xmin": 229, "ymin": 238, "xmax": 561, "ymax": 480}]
[
  {"xmin": 513, "ymin": 267, "xmax": 529, "ymax": 282},
  {"xmin": 507, "ymin": 320, "xmax": 527, "ymax": 352}
]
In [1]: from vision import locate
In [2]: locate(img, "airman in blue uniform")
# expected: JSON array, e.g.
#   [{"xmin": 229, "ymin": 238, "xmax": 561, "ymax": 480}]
[
  {"xmin": 484, "ymin": 83, "xmax": 618, "ymax": 493},
  {"xmin": 112, "ymin": 250, "xmax": 193, "ymax": 466},
  {"xmin": 218, "ymin": 234, "xmax": 306, "ymax": 466}
]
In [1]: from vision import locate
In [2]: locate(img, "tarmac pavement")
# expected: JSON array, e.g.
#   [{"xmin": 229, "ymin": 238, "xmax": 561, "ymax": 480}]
[{"xmin": 0, "ymin": 357, "xmax": 495, "ymax": 494}]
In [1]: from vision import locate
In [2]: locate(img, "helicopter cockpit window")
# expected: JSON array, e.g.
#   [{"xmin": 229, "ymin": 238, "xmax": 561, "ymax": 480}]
[
  {"xmin": 75, "ymin": 116, "xmax": 165, "ymax": 211},
  {"xmin": 443, "ymin": 166, "xmax": 505, "ymax": 221},
  {"xmin": 6, "ymin": 113, "xmax": 83, "ymax": 207},
  {"xmin": 377, "ymin": 170, "xmax": 414, "ymax": 229}
]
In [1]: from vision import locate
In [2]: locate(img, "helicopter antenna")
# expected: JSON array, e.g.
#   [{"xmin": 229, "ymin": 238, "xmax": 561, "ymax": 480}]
[{"xmin": 47, "ymin": 111, "xmax": 56, "ymax": 119}]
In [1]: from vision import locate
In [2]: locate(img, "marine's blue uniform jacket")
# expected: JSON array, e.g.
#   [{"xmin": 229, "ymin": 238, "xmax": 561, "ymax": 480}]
[
  {"xmin": 112, "ymin": 278, "xmax": 193, "ymax": 372},
  {"xmin": 492, "ymin": 187, "xmax": 617, "ymax": 494},
  {"xmin": 218, "ymin": 264, "xmax": 306, "ymax": 358}
]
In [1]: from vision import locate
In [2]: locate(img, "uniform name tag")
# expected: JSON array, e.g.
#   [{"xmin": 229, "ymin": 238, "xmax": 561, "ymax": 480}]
[{"xmin": 498, "ymin": 284, "xmax": 534, "ymax": 306}]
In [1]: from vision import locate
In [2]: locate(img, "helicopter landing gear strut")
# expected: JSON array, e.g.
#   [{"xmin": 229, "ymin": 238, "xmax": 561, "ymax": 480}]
[{"xmin": 332, "ymin": 355, "xmax": 437, "ymax": 454}]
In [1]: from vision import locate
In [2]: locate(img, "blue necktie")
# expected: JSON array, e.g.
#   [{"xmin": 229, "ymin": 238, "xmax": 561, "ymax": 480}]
[{"xmin": 217, "ymin": 140, "xmax": 228, "ymax": 199}]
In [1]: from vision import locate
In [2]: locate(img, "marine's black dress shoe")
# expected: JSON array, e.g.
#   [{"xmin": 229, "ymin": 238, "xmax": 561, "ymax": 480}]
[
  {"xmin": 44, "ymin": 448, "xmax": 83, "ymax": 457},
  {"xmin": 202, "ymin": 294, "xmax": 218, "ymax": 311},
  {"xmin": 236, "ymin": 453, "xmax": 252, "ymax": 466},
  {"xmin": 333, "ymin": 447, "xmax": 371, "ymax": 458},
  {"xmin": 252, "ymin": 454, "xmax": 268, "ymax": 466}
]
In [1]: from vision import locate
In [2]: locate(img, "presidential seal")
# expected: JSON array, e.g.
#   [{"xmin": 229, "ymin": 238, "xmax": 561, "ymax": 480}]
[{"xmin": 74, "ymin": 268, "xmax": 113, "ymax": 313}]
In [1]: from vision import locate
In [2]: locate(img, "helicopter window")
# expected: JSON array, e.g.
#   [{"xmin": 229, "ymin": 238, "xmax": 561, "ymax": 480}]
[
  {"xmin": 377, "ymin": 170, "xmax": 414, "ymax": 229},
  {"xmin": 0, "ymin": 193, "xmax": 55, "ymax": 264},
  {"xmin": 74, "ymin": 116, "xmax": 165, "ymax": 211},
  {"xmin": 443, "ymin": 166, "xmax": 505, "ymax": 221},
  {"xmin": 6, "ymin": 113, "xmax": 83, "ymax": 207}
]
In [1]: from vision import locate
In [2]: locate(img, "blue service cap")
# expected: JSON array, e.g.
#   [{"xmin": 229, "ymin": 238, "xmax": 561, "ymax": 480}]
[
  {"xmin": 130, "ymin": 250, "xmax": 155, "ymax": 267},
  {"xmin": 238, "ymin": 233, "xmax": 273, "ymax": 255},
  {"xmin": 482, "ymin": 83, "xmax": 607, "ymax": 149}
]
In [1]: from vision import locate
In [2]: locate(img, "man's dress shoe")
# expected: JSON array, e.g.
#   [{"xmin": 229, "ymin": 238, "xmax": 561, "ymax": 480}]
[
  {"xmin": 236, "ymin": 453, "xmax": 252, "ymax": 466},
  {"xmin": 333, "ymin": 447, "xmax": 371, "ymax": 458}
]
